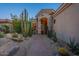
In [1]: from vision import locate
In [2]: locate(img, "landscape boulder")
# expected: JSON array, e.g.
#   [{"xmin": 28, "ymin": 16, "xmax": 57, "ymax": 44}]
[{"xmin": 0, "ymin": 42, "xmax": 19, "ymax": 56}]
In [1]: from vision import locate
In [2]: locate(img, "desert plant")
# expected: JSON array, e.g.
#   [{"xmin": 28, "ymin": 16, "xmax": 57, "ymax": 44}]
[
  {"xmin": 66, "ymin": 38, "xmax": 76, "ymax": 51},
  {"xmin": 47, "ymin": 30, "xmax": 53, "ymax": 38},
  {"xmin": 12, "ymin": 16, "xmax": 21, "ymax": 33},
  {"xmin": 74, "ymin": 43, "xmax": 79, "ymax": 55},
  {"xmin": 2, "ymin": 25, "xmax": 9, "ymax": 33},
  {"xmin": 66, "ymin": 37, "xmax": 79, "ymax": 55},
  {"xmin": 52, "ymin": 38, "xmax": 57, "ymax": 42},
  {"xmin": 58, "ymin": 47, "xmax": 70, "ymax": 56},
  {"xmin": 0, "ymin": 32, "xmax": 4, "ymax": 38},
  {"xmin": 47, "ymin": 30, "xmax": 58, "ymax": 42},
  {"xmin": 23, "ymin": 32, "xmax": 28, "ymax": 37},
  {"xmin": 28, "ymin": 22, "xmax": 32, "ymax": 37},
  {"xmin": 52, "ymin": 32, "xmax": 57, "ymax": 42}
]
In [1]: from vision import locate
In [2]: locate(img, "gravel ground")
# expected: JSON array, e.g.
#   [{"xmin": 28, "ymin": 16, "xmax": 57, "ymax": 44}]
[{"xmin": 0, "ymin": 34, "xmax": 59, "ymax": 56}]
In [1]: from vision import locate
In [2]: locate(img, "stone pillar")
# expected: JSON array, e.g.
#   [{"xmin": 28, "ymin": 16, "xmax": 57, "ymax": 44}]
[
  {"xmin": 38, "ymin": 18, "xmax": 41, "ymax": 34},
  {"xmin": 48, "ymin": 15, "xmax": 53, "ymax": 31}
]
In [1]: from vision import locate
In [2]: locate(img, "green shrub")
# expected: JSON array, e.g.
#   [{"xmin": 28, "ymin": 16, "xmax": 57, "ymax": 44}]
[
  {"xmin": 47, "ymin": 30, "xmax": 53, "ymax": 38},
  {"xmin": 52, "ymin": 32, "xmax": 57, "ymax": 42},
  {"xmin": 47, "ymin": 30, "xmax": 57, "ymax": 42},
  {"xmin": 52, "ymin": 37, "xmax": 57, "ymax": 42},
  {"xmin": 23, "ymin": 32, "xmax": 28, "ymax": 37},
  {"xmin": 12, "ymin": 19, "xmax": 21, "ymax": 33},
  {"xmin": 0, "ymin": 32, "xmax": 4, "ymax": 38},
  {"xmin": 2, "ymin": 25, "xmax": 9, "ymax": 33},
  {"xmin": 28, "ymin": 31, "xmax": 32, "ymax": 37}
]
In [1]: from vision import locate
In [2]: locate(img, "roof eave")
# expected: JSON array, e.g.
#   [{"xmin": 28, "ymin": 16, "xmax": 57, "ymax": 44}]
[{"xmin": 53, "ymin": 3, "xmax": 72, "ymax": 17}]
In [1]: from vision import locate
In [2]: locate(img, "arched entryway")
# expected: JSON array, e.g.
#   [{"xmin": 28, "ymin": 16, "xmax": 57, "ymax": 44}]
[{"xmin": 40, "ymin": 17, "xmax": 48, "ymax": 34}]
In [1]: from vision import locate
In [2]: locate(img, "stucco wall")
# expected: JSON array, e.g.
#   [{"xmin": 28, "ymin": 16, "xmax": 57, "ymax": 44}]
[{"xmin": 54, "ymin": 4, "xmax": 79, "ymax": 43}]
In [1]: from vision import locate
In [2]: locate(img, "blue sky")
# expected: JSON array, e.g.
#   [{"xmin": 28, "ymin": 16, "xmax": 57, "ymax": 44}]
[{"xmin": 0, "ymin": 3, "xmax": 61, "ymax": 19}]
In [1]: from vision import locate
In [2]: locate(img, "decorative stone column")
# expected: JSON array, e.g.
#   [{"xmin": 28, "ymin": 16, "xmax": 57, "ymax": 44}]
[
  {"xmin": 48, "ymin": 15, "xmax": 53, "ymax": 32},
  {"xmin": 37, "ymin": 18, "xmax": 41, "ymax": 34}
]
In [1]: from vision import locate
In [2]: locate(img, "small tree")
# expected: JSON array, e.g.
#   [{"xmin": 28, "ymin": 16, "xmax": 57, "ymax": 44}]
[
  {"xmin": 11, "ymin": 14, "xmax": 21, "ymax": 33},
  {"xmin": 2, "ymin": 25, "xmax": 9, "ymax": 33},
  {"xmin": 12, "ymin": 19, "xmax": 21, "ymax": 33}
]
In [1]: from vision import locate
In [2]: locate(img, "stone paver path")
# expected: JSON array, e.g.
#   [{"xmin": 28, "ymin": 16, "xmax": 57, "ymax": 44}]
[{"xmin": 26, "ymin": 35, "xmax": 56, "ymax": 56}]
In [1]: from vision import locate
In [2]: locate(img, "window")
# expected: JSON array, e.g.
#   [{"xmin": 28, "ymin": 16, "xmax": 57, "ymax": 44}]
[{"xmin": 54, "ymin": 19, "xmax": 56, "ymax": 24}]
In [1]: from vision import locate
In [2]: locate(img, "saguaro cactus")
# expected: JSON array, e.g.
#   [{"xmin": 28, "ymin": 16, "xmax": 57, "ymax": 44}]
[
  {"xmin": 28, "ymin": 21, "xmax": 32, "ymax": 37},
  {"xmin": 20, "ymin": 9, "xmax": 29, "ymax": 37}
]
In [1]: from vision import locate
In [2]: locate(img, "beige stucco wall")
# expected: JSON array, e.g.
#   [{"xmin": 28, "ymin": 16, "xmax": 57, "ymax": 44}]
[{"xmin": 54, "ymin": 4, "xmax": 79, "ymax": 43}]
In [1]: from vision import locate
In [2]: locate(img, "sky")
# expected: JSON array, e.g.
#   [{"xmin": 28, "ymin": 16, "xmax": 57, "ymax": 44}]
[{"xmin": 0, "ymin": 3, "xmax": 61, "ymax": 19}]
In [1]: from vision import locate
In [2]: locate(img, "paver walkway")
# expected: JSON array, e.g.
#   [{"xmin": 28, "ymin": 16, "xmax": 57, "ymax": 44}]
[
  {"xmin": 26, "ymin": 35, "xmax": 54, "ymax": 56},
  {"xmin": 0, "ymin": 34, "xmax": 58, "ymax": 56}
]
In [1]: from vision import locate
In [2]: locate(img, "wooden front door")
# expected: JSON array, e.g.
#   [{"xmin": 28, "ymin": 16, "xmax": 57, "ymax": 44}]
[{"xmin": 40, "ymin": 17, "xmax": 48, "ymax": 34}]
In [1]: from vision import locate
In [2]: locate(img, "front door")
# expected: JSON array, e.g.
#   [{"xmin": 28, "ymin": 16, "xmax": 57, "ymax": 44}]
[{"xmin": 40, "ymin": 17, "xmax": 48, "ymax": 34}]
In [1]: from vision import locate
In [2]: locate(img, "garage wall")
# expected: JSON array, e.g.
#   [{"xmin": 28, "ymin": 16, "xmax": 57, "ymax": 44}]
[{"xmin": 54, "ymin": 4, "xmax": 79, "ymax": 43}]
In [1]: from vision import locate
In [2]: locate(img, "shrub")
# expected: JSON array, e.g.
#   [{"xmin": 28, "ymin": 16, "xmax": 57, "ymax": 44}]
[
  {"xmin": 47, "ymin": 30, "xmax": 53, "ymax": 38},
  {"xmin": 2, "ymin": 25, "xmax": 9, "ymax": 33},
  {"xmin": 47, "ymin": 30, "xmax": 57, "ymax": 42},
  {"xmin": 58, "ymin": 47, "xmax": 69, "ymax": 56},
  {"xmin": 12, "ymin": 19, "xmax": 21, "ymax": 33},
  {"xmin": 52, "ymin": 32, "xmax": 57, "ymax": 42},
  {"xmin": 23, "ymin": 32, "xmax": 28, "ymax": 37},
  {"xmin": 0, "ymin": 32, "xmax": 4, "ymax": 38},
  {"xmin": 52, "ymin": 38, "xmax": 57, "ymax": 42}
]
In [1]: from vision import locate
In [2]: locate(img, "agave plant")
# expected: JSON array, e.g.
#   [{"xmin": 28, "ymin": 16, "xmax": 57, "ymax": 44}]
[{"xmin": 66, "ymin": 37, "xmax": 79, "ymax": 55}]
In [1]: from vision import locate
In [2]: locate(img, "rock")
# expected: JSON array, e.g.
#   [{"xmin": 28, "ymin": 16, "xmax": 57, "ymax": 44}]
[
  {"xmin": 18, "ymin": 34, "xmax": 24, "ymax": 40},
  {"xmin": 11, "ymin": 34, "xmax": 24, "ymax": 42},
  {"xmin": 5, "ymin": 34, "xmax": 12, "ymax": 39},
  {"xmin": 0, "ymin": 42, "xmax": 19, "ymax": 56},
  {"xmin": 0, "ymin": 38, "xmax": 11, "ymax": 46},
  {"xmin": 12, "ymin": 38, "xmax": 23, "ymax": 42}
]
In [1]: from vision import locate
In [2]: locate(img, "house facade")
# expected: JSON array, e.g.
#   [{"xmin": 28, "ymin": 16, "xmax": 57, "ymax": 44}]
[
  {"xmin": 36, "ymin": 9, "xmax": 55, "ymax": 34},
  {"xmin": 53, "ymin": 3, "xmax": 79, "ymax": 43},
  {"xmin": 0, "ymin": 19, "xmax": 12, "ymax": 32}
]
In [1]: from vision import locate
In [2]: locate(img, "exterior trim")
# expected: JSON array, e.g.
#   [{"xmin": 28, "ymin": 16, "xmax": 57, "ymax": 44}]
[
  {"xmin": 36, "ymin": 9, "xmax": 55, "ymax": 17},
  {"xmin": 53, "ymin": 3, "xmax": 72, "ymax": 17}
]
